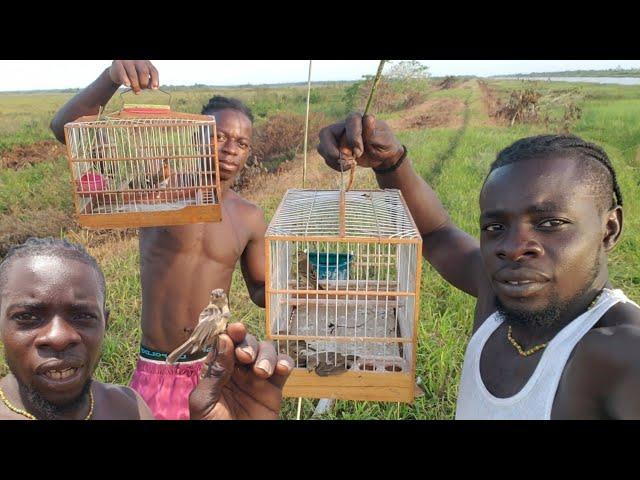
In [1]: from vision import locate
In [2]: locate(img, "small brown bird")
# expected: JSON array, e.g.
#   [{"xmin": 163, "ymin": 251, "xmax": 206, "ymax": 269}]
[
  {"xmin": 148, "ymin": 159, "xmax": 172, "ymax": 188},
  {"xmin": 127, "ymin": 159, "xmax": 171, "ymax": 190},
  {"xmin": 295, "ymin": 250, "xmax": 323, "ymax": 290},
  {"xmin": 304, "ymin": 351, "xmax": 359, "ymax": 376},
  {"xmin": 166, "ymin": 289, "xmax": 230, "ymax": 365}
]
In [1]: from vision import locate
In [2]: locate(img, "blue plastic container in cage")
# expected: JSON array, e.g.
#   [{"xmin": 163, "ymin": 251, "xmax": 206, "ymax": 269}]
[{"xmin": 308, "ymin": 252, "xmax": 353, "ymax": 280}]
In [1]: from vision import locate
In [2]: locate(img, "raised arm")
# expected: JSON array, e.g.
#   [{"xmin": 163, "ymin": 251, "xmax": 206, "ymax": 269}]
[
  {"xmin": 50, "ymin": 60, "xmax": 159, "ymax": 144},
  {"xmin": 317, "ymin": 113, "xmax": 483, "ymax": 297},
  {"xmin": 240, "ymin": 205, "xmax": 267, "ymax": 308}
]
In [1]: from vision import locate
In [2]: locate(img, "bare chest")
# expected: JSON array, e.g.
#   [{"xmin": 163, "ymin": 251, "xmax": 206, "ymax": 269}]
[{"xmin": 140, "ymin": 217, "xmax": 248, "ymax": 266}]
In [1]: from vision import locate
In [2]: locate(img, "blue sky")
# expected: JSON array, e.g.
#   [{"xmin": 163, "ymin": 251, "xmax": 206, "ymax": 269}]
[{"xmin": 1, "ymin": 60, "xmax": 639, "ymax": 92}]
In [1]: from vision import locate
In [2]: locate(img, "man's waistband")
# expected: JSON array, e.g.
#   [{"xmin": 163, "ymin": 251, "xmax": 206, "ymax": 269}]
[{"xmin": 140, "ymin": 345, "xmax": 211, "ymax": 363}]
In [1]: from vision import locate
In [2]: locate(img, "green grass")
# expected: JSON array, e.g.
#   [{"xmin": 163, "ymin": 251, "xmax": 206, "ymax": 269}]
[
  {"xmin": 0, "ymin": 93, "xmax": 74, "ymax": 150},
  {"xmin": 1, "ymin": 78, "xmax": 639, "ymax": 419}
]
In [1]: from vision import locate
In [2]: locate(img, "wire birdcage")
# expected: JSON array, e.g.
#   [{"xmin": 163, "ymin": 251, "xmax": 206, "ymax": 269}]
[
  {"xmin": 63, "ymin": 94, "xmax": 221, "ymax": 229},
  {"xmin": 265, "ymin": 188, "xmax": 422, "ymax": 403}
]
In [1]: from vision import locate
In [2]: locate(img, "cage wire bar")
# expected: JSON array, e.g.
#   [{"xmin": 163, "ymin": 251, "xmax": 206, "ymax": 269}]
[
  {"xmin": 265, "ymin": 189, "xmax": 422, "ymax": 403},
  {"xmin": 64, "ymin": 115, "xmax": 221, "ymax": 228}
]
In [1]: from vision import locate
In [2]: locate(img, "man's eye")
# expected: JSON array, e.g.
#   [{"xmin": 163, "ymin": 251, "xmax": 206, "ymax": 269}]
[
  {"xmin": 482, "ymin": 224, "xmax": 503, "ymax": 232},
  {"xmin": 539, "ymin": 219, "xmax": 567, "ymax": 228},
  {"xmin": 13, "ymin": 313, "xmax": 40, "ymax": 323},
  {"xmin": 73, "ymin": 313, "xmax": 97, "ymax": 322}
]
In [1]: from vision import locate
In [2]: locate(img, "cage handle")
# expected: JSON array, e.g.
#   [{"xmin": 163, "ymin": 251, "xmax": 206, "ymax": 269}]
[{"xmin": 119, "ymin": 87, "xmax": 173, "ymax": 114}]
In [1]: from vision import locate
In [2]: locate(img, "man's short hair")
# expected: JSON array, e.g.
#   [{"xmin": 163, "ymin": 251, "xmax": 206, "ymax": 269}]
[
  {"xmin": 0, "ymin": 237, "xmax": 106, "ymax": 305},
  {"xmin": 486, "ymin": 134, "xmax": 623, "ymax": 211},
  {"xmin": 201, "ymin": 96, "xmax": 254, "ymax": 124}
]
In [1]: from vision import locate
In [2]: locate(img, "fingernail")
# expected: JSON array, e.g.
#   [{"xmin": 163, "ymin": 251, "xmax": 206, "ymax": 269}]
[
  {"xmin": 241, "ymin": 346, "xmax": 254, "ymax": 358},
  {"xmin": 278, "ymin": 359, "xmax": 293, "ymax": 371},
  {"xmin": 257, "ymin": 360, "xmax": 272, "ymax": 375}
]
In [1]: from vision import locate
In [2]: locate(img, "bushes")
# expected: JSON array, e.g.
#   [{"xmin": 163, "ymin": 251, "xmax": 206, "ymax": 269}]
[{"xmin": 232, "ymin": 111, "xmax": 328, "ymax": 191}]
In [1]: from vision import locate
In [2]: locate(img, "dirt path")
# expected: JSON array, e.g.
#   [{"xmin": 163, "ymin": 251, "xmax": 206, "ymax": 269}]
[
  {"xmin": 425, "ymin": 91, "xmax": 472, "ymax": 183},
  {"xmin": 476, "ymin": 79, "xmax": 500, "ymax": 126},
  {"xmin": 386, "ymin": 97, "xmax": 466, "ymax": 131},
  {"xmin": 0, "ymin": 140, "xmax": 66, "ymax": 170}
]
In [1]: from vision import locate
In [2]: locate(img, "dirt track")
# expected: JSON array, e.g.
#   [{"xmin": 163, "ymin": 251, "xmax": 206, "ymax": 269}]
[
  {"xmin": 386, "ymin": 97, "xmax": 466, "ymax": 131},
  {"xmin": 0, "ymin": 140, "xmax": 66, "ymax": 169}
]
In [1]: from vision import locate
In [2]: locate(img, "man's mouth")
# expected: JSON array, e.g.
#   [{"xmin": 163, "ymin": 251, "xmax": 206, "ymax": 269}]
[
  {"xmin": 36, "ymin": 360, "xmax": 85, "ymax": 386},
  {"xmin": 42, "ymin": 368, "xmax": 79, "ymax": 380},
  {"xmin": 493, "ymin": 269, "xmax": 550, "ymax": 298},
  {"xmin": 219, "ymin": 159, "xmax": 238, "ymax": 173}
]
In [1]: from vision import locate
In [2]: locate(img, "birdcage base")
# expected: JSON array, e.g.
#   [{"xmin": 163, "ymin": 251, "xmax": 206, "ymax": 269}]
[
  {"xmin": 282, "ymin": 370, "xmax": 415, "ymax": 403},
  {"xmin": 77, "ymin": 204, "xmax": 222, "ymax": 229},
  {"xmin": 273, "ymin": 301, "xmax": 415, "ymax": 402}
]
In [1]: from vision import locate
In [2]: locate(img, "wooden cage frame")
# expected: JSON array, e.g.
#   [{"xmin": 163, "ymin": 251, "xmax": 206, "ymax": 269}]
[
  {"xmin": 63, "ymin": 108, "xmax": 222, "ymax": 229},
  {"xmin": 265, "ymin": 189, "xmax": 423, "ymax": 403}
]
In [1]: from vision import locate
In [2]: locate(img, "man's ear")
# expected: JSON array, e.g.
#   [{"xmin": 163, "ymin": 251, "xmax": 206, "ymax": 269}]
[
  {"xmin": 104, "ymin": 308, "xmax": 110, "ymax": 331},
  {"xmin": 603, "ymin": 205, "xmax": 623, "ymax": 252}
]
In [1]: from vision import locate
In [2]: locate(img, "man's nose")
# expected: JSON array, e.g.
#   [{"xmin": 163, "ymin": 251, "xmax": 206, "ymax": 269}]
[
  {"xmin": 220, "ymin": 139, "xmax": 240, "ymax": 155},
  {"xmin": 496, "ymin": 225, "xmax": 543, "ymax": 262},
  {"xmin": 34, "ymin": 315, "xmax": 81, "ymax": 352}
]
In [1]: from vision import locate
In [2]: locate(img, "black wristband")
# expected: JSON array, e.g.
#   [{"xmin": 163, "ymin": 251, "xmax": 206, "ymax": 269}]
[{"xmin": 373, "ymin": 145, "xmax": 408, "ymax": 174}]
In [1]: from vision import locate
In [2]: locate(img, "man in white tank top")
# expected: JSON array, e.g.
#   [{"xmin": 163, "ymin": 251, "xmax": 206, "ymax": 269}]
[{"xmin": 317, "ymin": 114, "xmax": 640, "ymax": 419}]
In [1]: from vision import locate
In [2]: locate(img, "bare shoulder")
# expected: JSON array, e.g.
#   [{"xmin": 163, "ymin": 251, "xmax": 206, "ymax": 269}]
[
  {"xmin": 95, "ymin": 383, "xmax": 155, "ymax": 420},
  {"xmin": 224, "ymin": 190, "xmax": 266, "ymax": 230},
  {"xmin": 225, "ymin": 191, "xmax": 264, "ymax": 217},
  {"xmin": 570, "ymin": 302, "xmax": 640, "ymax": 377}
]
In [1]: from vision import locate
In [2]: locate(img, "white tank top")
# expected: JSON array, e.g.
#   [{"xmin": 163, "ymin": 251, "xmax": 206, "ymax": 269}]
[{"xmin": 455, "ymin": 288, "xmax": 638, "ymax": 420}]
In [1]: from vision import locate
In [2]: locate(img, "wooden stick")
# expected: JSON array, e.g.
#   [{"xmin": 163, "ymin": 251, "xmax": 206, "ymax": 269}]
[
  {"xmin": 302, "ymin": 60, "xmax": 313, "ymax": 189},
  {"xmin": 346, "ymin": 60, "xmax": 386, "ymax": 192}
]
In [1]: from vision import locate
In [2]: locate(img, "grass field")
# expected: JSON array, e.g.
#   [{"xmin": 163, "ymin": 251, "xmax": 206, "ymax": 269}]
[{"xmin": 0, "ymin": 74, "xmax": 638, "ymax": 419}]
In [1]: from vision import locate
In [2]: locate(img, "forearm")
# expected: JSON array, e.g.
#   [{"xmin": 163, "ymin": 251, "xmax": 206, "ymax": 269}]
[
  {"xmin": 376, "ymin": 153, "xmax": 481, "ymax": 297},
  {"xmin": 375, "ymin": 154, "xmax": 453, "ymax": 241},
  {"xmin": 50, "ymin": 68, "xmax": 120, "ymax": 143}
]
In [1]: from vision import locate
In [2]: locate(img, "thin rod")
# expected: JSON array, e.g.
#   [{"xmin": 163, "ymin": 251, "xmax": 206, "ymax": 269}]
[{"xmin": 302, "ymin": 60, "xmax": 312, "ymax": 189}]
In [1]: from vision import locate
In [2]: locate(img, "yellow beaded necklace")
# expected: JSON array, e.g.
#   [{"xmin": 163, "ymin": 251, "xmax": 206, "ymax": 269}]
[
  {"xmin": 506, "ymin": 289, "xmax": 605, "ymax": 357},
  {"xmin": 0, "ymin": 386, "xmax": 94, "ymax": 420}
]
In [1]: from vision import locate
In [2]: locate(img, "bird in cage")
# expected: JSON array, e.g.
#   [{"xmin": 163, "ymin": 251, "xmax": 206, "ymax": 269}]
[
  {"xmin": 166, "ymin": 289, "xmax": 230, "ymax": 365},
  {"xmin": 154, "ymin": 159, "xmax": 172, "ymax": 188},
  {"xmin": 294, "ymin": 250, "xmax": 324, "ymax": 290},
  {"xmin": 127, "ymin": 159, "xmax": 172, "ymax": 190},
  {"xmin": 301, "ymin": 351, "xmax": 360, "ymax": 376},
  {"xmin": 281, "ymin": 340, "xmax": 309, "ymax": 364}
]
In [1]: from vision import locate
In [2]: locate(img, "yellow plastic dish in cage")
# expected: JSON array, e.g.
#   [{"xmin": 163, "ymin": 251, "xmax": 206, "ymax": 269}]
[
  {"xmin": 63, "ymin": 90, "xmax": 222, "ymax": 229},
  {"xmin": 265, "ymin": 188, "xmax": 423, "ymax": 403}
]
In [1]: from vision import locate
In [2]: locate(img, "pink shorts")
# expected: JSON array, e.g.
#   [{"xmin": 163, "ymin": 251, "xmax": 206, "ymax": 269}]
[{"xmin": 130, "ymin": 357, "xmax": 204, "ymax": 420}]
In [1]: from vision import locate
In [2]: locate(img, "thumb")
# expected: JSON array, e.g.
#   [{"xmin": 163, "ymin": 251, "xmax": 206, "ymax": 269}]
[
  {"xmin": 362, "ymin": 114, "xmax": 376, "ymax": 149},
  {"xmin": 189, "ymin": 334, "xmax": 235, "ymax": 418}
]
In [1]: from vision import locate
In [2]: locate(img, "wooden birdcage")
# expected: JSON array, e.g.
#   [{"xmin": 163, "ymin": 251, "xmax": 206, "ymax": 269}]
[
  {"xmin": 265, "ymin": 188, "xmax": 422, "ymax": 403},
  {"xmin": 63, "ymin": 97, "xmax": 221, "ymax": 229}
]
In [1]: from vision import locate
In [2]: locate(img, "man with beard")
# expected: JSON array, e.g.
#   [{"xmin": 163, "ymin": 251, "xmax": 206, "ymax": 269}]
[
  {"xmin": 50, "ymin": 61, "xmax": 270, "ymax": 419},
  {"xmin": 0, "ymin": 237, "xmax": 293, "ymax": 420},
  {"xmin": 317, "ymin": 113, "xmax": 640, "ymax": 419}
]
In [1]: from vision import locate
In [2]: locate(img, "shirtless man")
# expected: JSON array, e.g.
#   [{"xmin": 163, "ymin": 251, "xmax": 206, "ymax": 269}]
[
  {"xmin": 51, "ymin": 60, "xmax": 269, "ymax": 419},
  {"xmin": 0, "ymin": 238, "xmax": 292, "ymax": 420},
  {"xmin": 318, "ymin": 114, "xmax": 640, "ymax": 419}
]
